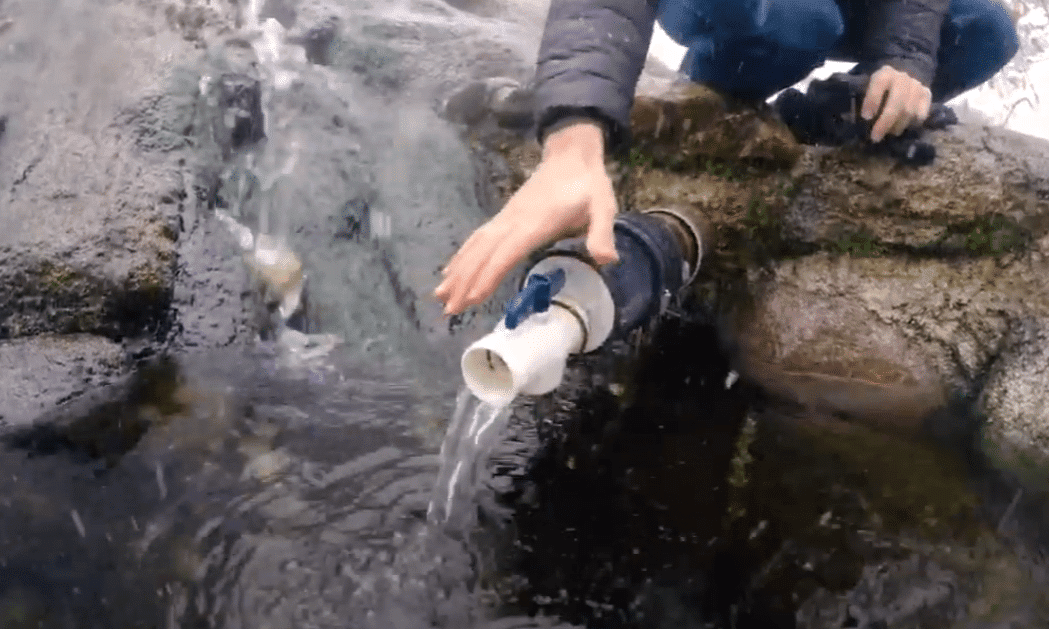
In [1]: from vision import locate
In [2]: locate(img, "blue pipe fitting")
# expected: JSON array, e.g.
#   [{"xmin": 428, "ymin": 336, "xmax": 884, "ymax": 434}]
[
  {"xmin": 504, "ymin": 268, "xmax": 566, "ymax": 329},
  {"xmin": 536, "ymin": 212, "xmax": 690, "ymax": 339}
]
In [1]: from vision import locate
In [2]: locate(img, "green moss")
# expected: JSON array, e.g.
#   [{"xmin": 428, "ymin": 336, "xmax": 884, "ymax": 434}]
[
  {"xmin": 724, "ymin": 414, "xmax": 759, "ymax": 524},
  {"xmin": 741, "ymin": 191, "xmax": 784, "ymax": 251},
  {"xmin": 794, "ymin": 421, "xmax": 982, "ymax": 538},
  {"xmin": 947, "ymin": 215, "xmax": 1026, "ymax": 255},
  {"xmin": 832, "ymin": 231, "xmax": 888, "ymax": 257},
  {"xmin": 36, "ymin": 260, "xmax": 84, "ymax": 293},
  {"xmin": 624, "ymin": 146, "xmax": 654, "ymax": 170},
  {"xmin": 702, "ymin": 157, "xmax": 744, "ymax": 181}
]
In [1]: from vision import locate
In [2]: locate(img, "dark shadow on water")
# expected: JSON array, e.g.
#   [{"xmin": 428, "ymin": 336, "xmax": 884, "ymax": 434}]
[
  {"xmin": 0, "ymin": 364, "xmax": 185, "ymax": 629},
  {"xmin": 494, "ymin": 318, "xmax": 1049, "ymax": 628},
  {"xmin": 497, "ymin": 319, "xmax": 755, "ymax": 627},
  {"xmin": 0, "ymin": 323, "xmax": 1047, "ymax": 629},
  {"xmin": 0, "ymin": 358, "xmax": 249, "ymax": 629},
  {"xmin": 2, "ymin": 360, "xmax": 185, "ymax": 470}
]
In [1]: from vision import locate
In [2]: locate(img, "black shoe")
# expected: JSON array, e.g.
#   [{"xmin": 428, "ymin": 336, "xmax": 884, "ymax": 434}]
[{"xmin": 924, "ymin": 103, "xmax": 959, "ymax": 130}]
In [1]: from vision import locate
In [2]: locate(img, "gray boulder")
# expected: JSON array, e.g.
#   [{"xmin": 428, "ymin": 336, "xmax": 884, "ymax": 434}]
[
  {"xmin": 0, "ymin": 0, "xmax": 256, "ymax": 423},
  {"xmin": 464, "ymin": 79, "xmax": 1049, "ymax": 481}
]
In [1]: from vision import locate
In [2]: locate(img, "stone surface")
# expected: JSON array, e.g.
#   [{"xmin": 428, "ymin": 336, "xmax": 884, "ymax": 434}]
[
  {"xmin": 471, "ymin": 85, "xmax": 1049, "ymax": 475},
  {"xmin": 0, "ymin": 335, "xmax": 125, "ymax": 426},
  {"xmin": 0, "ymin": 0, "xmax": 256, "ymax": 422},
  {"xmin": 729, "ymin": 253, "xmax": 1041, "ymax": 433},
  {"xmin": 630, "ymin": 81, "xmax": 803, "ymax": 169}
]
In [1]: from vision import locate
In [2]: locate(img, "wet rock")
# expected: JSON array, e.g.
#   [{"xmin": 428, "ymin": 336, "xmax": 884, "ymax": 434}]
[
  {"xmin": 0, "ymin": 113, "xmax": 181, "ymax": 342},
  {"xmin": 443, "ymin": 78, "xmax": 534, "ymax": 131},
  {"xmin": 728, "ymin": 254, "xmax": 1020, "ymax": 434},
  {"xmin": 163, "ymin": 0, "xmax": 239, "ymax": 43},
  {"xmin": 474, "ymin": 95, "xmax": 1049, "ymax": 474},
  {"xmin": 287, "ymin": 18, "xmax": 339, "ymax": 66},
  {"xmin": 648, "ymin": 130, "xmax": 1049, "ymax": 474},
  {"xmin": 979, "ymin": 318, "xmax": 1049, "ymax": 488},
  {"xmin": 259, "ymin": 0, "xmax": 297, "ymax": 29},
  {"xmin": 335, "ymin": 198, "xmax": 372, "ymax": 242},
  {"xmin": 776, "ymin": 124, "xmax": 1046, "ymax": 253},
  {"xmin": 0, "ymin": 335, "xmax": 125, "ymax": 426},
  {"xmin": 630, "ymin": 81, "xmax": 803, "ymax": 169},
  {"xmin": 211, "ymin": 73, "xmax": 266, "ymax": 158},
  {"xmin": 0, "ymin": 0, "xmax": 259, "ymax": 420},
  {"xmin": 242, "ymin": 448, "xmax": 293, "ymax": 482},
  {"xmin": 245, "ymin": 233, "xmax": 306, "ymax": 337},
  {"xmin": 168, "ymin": 208, "xmax": 256, "ymax": 352},
  {"xmin": 715, "ymin": 126, "xmax": 1049, "ymax": 474}
]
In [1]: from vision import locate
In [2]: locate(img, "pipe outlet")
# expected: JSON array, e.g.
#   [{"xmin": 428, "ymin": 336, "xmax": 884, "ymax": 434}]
[
  {"xmin": 460, "ymin": 207, "xmax": 712, "ymax": 405},
  {"xmin": 461, "ymin": 305, "xmax": 584, "ymax": 407},
  {"xmin": 461, "ymin": 257, "xmax": 613, "ymax": 406}
]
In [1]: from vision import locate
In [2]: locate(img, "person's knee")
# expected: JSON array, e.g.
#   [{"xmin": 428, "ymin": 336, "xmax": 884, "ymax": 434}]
[
  {"xmin": 656, "ymin": 0, "xmax": 705, "ymax": 46},
  {"xmin": 763, "ymin": 0, "xmax": 843, "ymax": 52},
  {"xmin": 982, "ymin": 0, "xmax": 1021, "ymax": 66},
  {"xmin": 658, "ymin": 0, "xmax": 843, "ymax": 51}
]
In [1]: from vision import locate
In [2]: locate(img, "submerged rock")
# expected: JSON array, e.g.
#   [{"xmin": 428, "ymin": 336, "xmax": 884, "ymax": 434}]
[{"xmin": 212, "ymin": 73, "xmax": 266, "ymax": 158}]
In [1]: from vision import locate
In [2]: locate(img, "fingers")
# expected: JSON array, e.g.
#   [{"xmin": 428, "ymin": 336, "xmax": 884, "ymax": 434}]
[
  {"xmin": 441, "ymin": 225, "xmax": 486, "ymax": 277},
  {"xmin": 435, "ymin": 155, "xmax": 613, "ymax": 316},
  {"xmin": 914, "ymin": 86, "xmax": 932, "ymax": 124},
  {"xmin": 463, "ymin": 223, "xmax": 546, "ymax": 309},
  {"xmin": 434, "ymin": 223, "xmax": 502, "ymax": 314},
  {"xmin": 585, "ymin": 175, "xmax": 619, "ymax": 264},
  {"xmin": 886, "ymin": 97, "xmax": 912, "ymax": 138},
  {"xmin": 870, "ymin": 79, "xmax": 906, "ymax": 142},
  {"xmin": 861, "ymin": 67, "xmax": 892, "ymax": 123},
  {"xmin": 863, "ymin": 65, "xmax": 933, "ymax": 142}
]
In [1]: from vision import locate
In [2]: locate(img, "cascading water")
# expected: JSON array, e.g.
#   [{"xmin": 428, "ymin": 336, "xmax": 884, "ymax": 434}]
[
  {"xmin": 217, "ymin": 0, "xmax": 538, "ymax": 534},
  {"xmin": 427, "ymin": 388, "xmax": 514, "ymax": 528}
]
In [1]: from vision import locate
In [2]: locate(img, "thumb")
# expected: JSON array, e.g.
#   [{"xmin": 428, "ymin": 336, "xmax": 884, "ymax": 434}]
[{"xmin": 585, "ymin": 177, "xmax": 619, "ymax": 264}]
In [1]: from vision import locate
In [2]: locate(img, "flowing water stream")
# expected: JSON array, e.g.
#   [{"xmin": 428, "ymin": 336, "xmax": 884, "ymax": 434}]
[{"xmin": 427, "ymin": 388, "xmax": 513, "ymax": 529}]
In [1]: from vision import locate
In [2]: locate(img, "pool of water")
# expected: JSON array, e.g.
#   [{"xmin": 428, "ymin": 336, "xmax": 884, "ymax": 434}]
[{"xmin": 2, "ymin": 321, "xmax": 1047, "ymax": 628}]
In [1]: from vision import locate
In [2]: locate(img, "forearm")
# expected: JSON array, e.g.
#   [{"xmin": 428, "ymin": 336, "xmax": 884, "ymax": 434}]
[
  {"xmin": 860, "ymin": 0, "xmax": 950, "ymax": 86},
  {"xmin": 533, "ymin": 0, "xmax": 658, "ymax": 156}
]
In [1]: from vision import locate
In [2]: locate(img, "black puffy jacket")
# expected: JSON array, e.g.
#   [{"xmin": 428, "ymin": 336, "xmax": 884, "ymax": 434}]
[{"xmin": 533, "ymin": 0, "xmax": 950, "ymax": 153}]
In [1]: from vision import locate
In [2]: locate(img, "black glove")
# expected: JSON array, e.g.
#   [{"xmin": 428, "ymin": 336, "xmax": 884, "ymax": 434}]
[{"xmin": 772, "ymin": 72, "xmax": 955, "ymax": 167}]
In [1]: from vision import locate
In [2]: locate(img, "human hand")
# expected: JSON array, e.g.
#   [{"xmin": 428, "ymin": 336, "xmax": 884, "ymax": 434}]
[
  {"xmin": 860, "ymin": 65, "xmax": 932, "ymax": 143},
  {"xmin": 434, "ymin": 122, "xmax": 618, "ymax": 316}
]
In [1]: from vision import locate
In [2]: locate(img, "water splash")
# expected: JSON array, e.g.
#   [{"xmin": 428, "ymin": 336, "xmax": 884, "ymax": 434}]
[{"xmin": 427, "ymin": 387, "xmax": 513, "ymax": 529}]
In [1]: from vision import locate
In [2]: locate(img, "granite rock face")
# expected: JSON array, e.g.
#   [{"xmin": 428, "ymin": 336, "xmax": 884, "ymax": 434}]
[
  {"xmin": 459, "ymin": 77, "xmax": 1049, "ymax": 478},
  {"xmin": 0, "ymin": 335, "xmax": 126, "ymax": 426},
  {"xmin": 0, "ymin": 0, "xmax": 256, "ymax": 424}
]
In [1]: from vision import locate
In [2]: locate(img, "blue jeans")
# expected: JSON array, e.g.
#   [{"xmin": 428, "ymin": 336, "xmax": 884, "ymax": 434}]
[{"xmin": 657, "ymin": 0, "xmax": 1020, "ymax": 102}]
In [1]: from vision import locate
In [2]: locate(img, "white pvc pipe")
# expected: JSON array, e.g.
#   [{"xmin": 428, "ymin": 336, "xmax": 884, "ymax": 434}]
[
  {"xmin": 461, "ymin": 307, "xmax": 584, "ymax": 407},
  {"xmin": 461, "ymin": 256, "xmax": 615, "ymax": 406}
]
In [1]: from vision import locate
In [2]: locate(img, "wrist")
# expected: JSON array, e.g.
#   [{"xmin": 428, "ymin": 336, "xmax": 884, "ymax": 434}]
[{"xmin": 541, "ymin": 118, "xmax": 606, "ymax": 166}]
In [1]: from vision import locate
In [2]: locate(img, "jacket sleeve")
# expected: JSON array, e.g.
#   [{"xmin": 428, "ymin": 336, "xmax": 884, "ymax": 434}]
[
  {"xmin": 860, "ymin": 0, "xmax": 951, "ymax": 87},
  {"xmin": 533, "ymin": 0, "xmax": 659, "ymax": 155}
]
